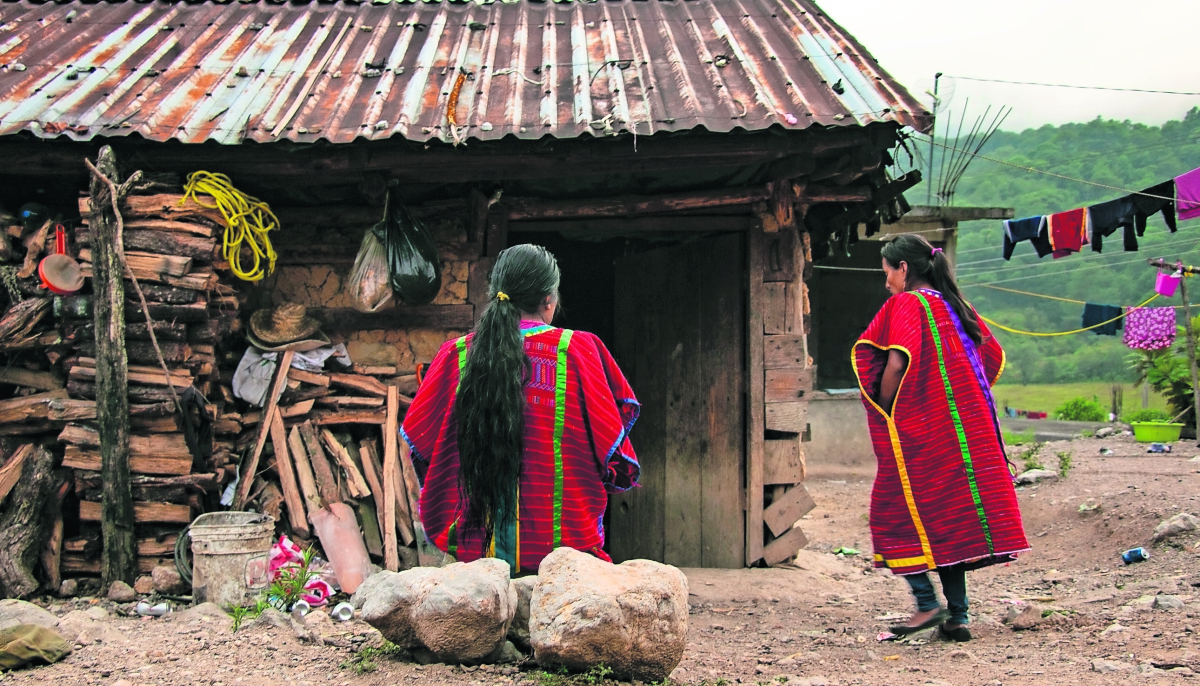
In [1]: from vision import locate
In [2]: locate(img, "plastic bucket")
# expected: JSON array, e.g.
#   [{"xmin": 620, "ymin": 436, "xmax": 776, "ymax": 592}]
[
  {"xmin": 189, "ymin": 512, "xmax": 275, "ymax": 608},
  {"xmin": 1130, "ymin": 422, "xmax": 1184, "ymax": 443},
  {"xmin": 1156, "ymin": 272, "xmax": 1181, "ymax": 297}
]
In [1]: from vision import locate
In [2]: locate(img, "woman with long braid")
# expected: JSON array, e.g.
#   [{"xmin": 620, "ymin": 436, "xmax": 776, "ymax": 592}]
[
  {"xmin": 401, "ymin": 244, "xmax": 639, "ymax": 573},
  {"xmin": 855, "ymin": 234, "xmax": 1029, "ymax": 642}
]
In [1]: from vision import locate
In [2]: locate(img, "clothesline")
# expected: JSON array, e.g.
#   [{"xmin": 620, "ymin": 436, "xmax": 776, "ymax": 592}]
[
  {"xmin": 971, "ymin": 283, "xmax": 1190, "ymax": 309},
  {"xmin": 979, "ymin": 294, "xmax": 1160, "ymax": 337}
]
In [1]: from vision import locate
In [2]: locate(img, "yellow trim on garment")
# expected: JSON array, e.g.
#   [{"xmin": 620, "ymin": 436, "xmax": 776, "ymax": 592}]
[
  {"xmin": 990, "ymin": 348, "xmax": 1006, "ymax": 387},
  {"xmin": 873, "ymin": 553, "xmax": 932, "ymax": 569},
  {"xmin": 851, "ymin": 339, "xmax": 935, "ymax": 571}
]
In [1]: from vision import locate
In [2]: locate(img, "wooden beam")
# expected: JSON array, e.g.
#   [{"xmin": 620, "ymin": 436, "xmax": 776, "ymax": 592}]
[
  {"xmin": 507, "ymin": 186, "xmax": 772, "ymax": 221},
  {"xmin": 298, "ymin": 421, "xmax": 340, "ymax": 506},
  {"xmin": 800, "ymin": 186, "xmax": 872, "ymax": 203},
  {"xmin": 358, "ymin": 438, "xmax": 389, "ymax": 553},
  {"xmin": 765, "ymin": 368, "xmax": 814, "ymax": 403},
  {"xmin": 287, "ymin": 425, "xmax": 323, "ymax": 516},
  {"xmin": 88, "ymin": 145, "xmax": 135, "ymax": 586},
  {"xmin": 308, "ymin": 306, "xmax": 475, "ymax": 333},
  {"xmin": 509, "ymin": 216, "xmax": 757, "ymax": 235},
  {"xmin": 0, "ymin": 445, "xmax": 33, "ymax": 508},
  {"xmin": 763, "ymin": 484, "xmax": 817, "ymax": 538},
  {"xmin": 398, "ymin": 438, "xmax": 422, "ymax": 540},
  {"xmin": 62, "ymin": 447, "xmax": 192, "ymax": 476},
  {"xmin": 765, "ymin": 402, "xmax": 808, "ymax": 433},
  {"xmin": 319, "ymin": 429, "xmax": 372, "ymax": 499},
  {"xmin": 287, "ymin": 368, "xmax": 329, "ymax": 387},
  {"xmin": 0, "ymin": 368, "xmax": 63, "ymax": 391},
  {"xmin": 382, "ymin": 387, "xmax": 401, "ymax": 571},
  {"xmin": 763, "ymin": 526, "xmax": 809, "ymax": 567},
  {"xmin": 269, "ymin": 408, "xmax": 309, "ymax": 537},
  {"xmin": 329, "ymin": 373, "xmax": 388, "ymax": 398}
]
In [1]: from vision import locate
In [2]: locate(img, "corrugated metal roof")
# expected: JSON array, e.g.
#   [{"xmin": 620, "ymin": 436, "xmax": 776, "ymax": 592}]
[{"xmin": 0, "ymin": 0, "xmax": 931, "ymax": 146}]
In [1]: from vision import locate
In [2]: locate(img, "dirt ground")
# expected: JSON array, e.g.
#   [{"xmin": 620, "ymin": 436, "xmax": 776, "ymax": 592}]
[{"xmin": 7, "ymin": 432, "xmax": 1200, "ymax": 686}]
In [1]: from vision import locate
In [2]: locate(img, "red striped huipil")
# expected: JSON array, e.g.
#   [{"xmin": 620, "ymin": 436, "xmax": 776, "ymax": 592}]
[
  {"xmin": 854, "ymin": 290, "xmax": 1030, "ymax": 575},
  {"xmin": 401, "ymin": 321, "xmax": 639, "ymax": 574}
]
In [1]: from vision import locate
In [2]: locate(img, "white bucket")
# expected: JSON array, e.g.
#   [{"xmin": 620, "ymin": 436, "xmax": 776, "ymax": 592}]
[{"xmin": 189, "ymin": 512, "xmax": 275, "ymax": 608}]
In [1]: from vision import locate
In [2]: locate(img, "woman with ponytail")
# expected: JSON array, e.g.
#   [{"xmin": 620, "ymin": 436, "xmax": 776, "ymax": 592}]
[
  {"xmin": 401, "ymin": 244, "xmax": 640, "ymax": 574},
  {"xmin": 854, "ymin": 234, "xmax": 1028, "ymax": 643}
]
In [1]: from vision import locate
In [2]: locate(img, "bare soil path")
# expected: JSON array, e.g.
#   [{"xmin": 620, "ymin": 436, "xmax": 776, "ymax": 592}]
[{"xmin": 7, "ymin": 433, "xmax": 1200, "ymax": 686}]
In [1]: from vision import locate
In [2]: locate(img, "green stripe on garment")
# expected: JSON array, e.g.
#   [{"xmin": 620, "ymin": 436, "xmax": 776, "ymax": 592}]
[
  {"xmin": 552, "ymin": 330, "xmax": 574, "ymax": 549},
  {"xmin": 454, "ymin": 337, "xmax": 469, "ymax": 388},
  {"xmin": 447, "ymin": 520, "xmax": 458, "ymax": 558},
  {"xmin": 913, "ymin": 292, "xmax": 994, "ymax": 552}
]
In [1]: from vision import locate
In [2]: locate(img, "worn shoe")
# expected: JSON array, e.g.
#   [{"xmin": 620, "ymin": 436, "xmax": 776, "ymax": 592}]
[
  {"xmin": 940, "ymin": 623, "xmax": 972, "ymax": 642},
  {"xmin": 888, "ymin": 608, "xmax": 950, "ymax": 636}
]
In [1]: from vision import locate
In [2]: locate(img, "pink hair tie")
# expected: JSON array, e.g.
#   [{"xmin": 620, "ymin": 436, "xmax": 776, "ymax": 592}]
[{"xmin": 931, "ymin": 247, "xmax": 944, "ymax": 256}]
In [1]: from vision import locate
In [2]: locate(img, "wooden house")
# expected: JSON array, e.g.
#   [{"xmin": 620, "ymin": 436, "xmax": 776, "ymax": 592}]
[{"xmin": 0, "ymin": 0, "xmax": 932, "ymax": 573}]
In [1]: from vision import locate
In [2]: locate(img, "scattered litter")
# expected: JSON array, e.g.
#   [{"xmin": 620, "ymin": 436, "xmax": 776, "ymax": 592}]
[
  {"xmin": 1148, "ymin": 443, "xmax": 1172, "ymax": 453},
  {"xmin": 481, "ymin": 122, "xmax": 493, "ymax": 132},
  {"xmin": 331, "ymin": 602, "xmax": 354, "ymax": 621},
  {"xmin": 1121, "ymin": 547, "xmax": 1149, "ymax": 565},
  {"xmin": 135, "ymin": 601, "xmax": 170, "ymax": 617},
  {"xmin": 832, "ymin": 546, "xmax": 861, "ymax": 556},
  {"xmin": 1099, "ymin": 448, "xmax": 1114, "ymax": 455},
  {"xmin": 876, "ymin": 632, "xmax": 897, "ymax": 642},
  {"xmin": 291, "ymin": 599, "xmax": 311, "ymax": 616},
  {"xmin": 882, "ymin": 654, "xmax": 900, "ymax": 661},
  {"xmin": 784, "ymin": 113, "xmax": 799, "ymax": 125},
  {"xmin": 1078, "ymin": 500, "xmax": 1101, "ymax": 513}
]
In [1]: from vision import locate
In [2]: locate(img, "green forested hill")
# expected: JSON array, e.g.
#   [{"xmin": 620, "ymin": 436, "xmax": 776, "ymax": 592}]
[{"xmin": 942, "ymin": 107, "xmax": 1200, "ymax": 384}]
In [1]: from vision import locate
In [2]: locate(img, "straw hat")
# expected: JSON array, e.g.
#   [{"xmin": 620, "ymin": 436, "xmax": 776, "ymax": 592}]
[{"xmin": 249, "ymin": 303, "xmax": 321, "ymax": 344}]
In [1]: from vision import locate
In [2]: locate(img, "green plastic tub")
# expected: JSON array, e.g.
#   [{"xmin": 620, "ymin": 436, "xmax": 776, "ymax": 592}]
[{"xmin": 1130, "ymin": 422, "xmax": 1184, "ymax": 443}]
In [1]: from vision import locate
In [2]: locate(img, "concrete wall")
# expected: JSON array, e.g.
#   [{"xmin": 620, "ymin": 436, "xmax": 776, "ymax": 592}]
[{"xmin": 805, "ymin": 392, "xmax": 877, "ymax": 480}]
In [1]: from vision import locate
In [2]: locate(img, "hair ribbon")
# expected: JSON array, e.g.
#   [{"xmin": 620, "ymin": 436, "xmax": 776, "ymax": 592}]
[
  {"xmin": 496, "ymin": 292, "xmax": 510, "ymax": 302},
  {"xmin": 931, "ymin": 247, "xmax": 944, "ymax": 256}
]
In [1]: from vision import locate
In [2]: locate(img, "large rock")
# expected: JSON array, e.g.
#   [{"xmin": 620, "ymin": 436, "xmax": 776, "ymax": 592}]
[
  {"xmin": 0, "ymin": 599, "xmax": 58, "ymax": 630},
  {"xmin": 353, "ymin": 558, "xmax": 515, "ymax": 664},
  {"xmin": 56, "ymin": 609, "xmax": 124, "ymax": 646},
  {"xmin": 1015, "ymin": 469, "xmax": 1057, "ymax": 485},
  {"xmin": 107, "ymin": 580, "xmax": 138, "ymax": 603},
  {"xmin": 530, "ymin": 548, "xmax": 688, "ymax": 682},
  {"xmin": 1153, "ymin": 513, "xmax": 1200, "ymax": 542},
  {"xmin": 508, "ymin": 576, "xmax": 536, "ymax": 651},
  {"xmin": 152, "ymin": 566, "xmax": 190, "ymax": 595}
]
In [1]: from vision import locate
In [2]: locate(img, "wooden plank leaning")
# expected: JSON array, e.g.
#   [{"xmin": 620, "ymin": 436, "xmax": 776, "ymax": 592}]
[{"xmin": 235, "ymin": 349, "xmax": 295, "ymax": 510}]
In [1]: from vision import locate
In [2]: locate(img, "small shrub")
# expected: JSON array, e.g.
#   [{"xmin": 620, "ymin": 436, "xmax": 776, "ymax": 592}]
[
  {"xmin": 1123, "ymin": 408, "xmax": 1172, "ymax": 423},
  {"xmin": 339, "ymin": 641, "xmax": 404, "ymax": 675},
  {"xmin": 1003, "ymin": 429, "xmax": 1037, "ymax": 446},
  {"xmin": 228, "ymin": 606, "xmax": 251, "ymax": 633},
  {"xmin": 1020, "ymin": 443, "xmax": 1044, "ymax": 472},
  {"xmin": 1057, "ymin": 451, "xmax": 1073, "ymax": 478},
  {"xmin": 1054, "ymin": 397, "xmax": 1105, "ymax": 422}
]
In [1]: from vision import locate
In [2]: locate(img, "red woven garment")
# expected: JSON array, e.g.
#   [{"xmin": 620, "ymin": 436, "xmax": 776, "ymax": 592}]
[
  {"xmin": 401, "ymin": 323, "xmax": 639, "ymax": 573},
  {"xmin": 853, "ymin": 292, "xmax": 1030, "ymax": 575},
  {"xmin": 1048, "ymin": 208, "xmax": 1087, "ymax": 258}
]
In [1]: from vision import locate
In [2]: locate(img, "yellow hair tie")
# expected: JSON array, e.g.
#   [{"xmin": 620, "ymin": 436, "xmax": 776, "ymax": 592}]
[{"xmin": 496, "ymin": 292, "xmax": 509, "ymax": 302}]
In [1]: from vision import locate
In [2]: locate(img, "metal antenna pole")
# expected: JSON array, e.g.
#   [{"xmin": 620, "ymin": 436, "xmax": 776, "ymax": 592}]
[{"xmin": 926, "ymin": 72, "xmax": 941, "ymax": 206}]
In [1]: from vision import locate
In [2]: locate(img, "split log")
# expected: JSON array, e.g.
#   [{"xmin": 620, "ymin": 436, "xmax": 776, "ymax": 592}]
[
  {"xmin": 0, "ymin": 444, "xmax": 34, "ymax": 507},
  {"xmin": 280, "ymin": 399, "xmax": 316, "ymax": 418},
  {"xmin": 329, "ymin": 373, "xmax": 388, "ymax": 398},
  {"xmin": 257, "ymin": 482, "xmax": 284, "ymax": 527},
  {"xmin": 0, "ymin": 367, "xmax": 63, "ymax": 391},
  {"xmin": 78, "ymin": 500, "xmax": 191, "ymax": 524},
  {"xmin": 382, "ymin": 388, "xmax": 401, "ymax": 570},
  {"xmin": 69, "ymin": 366, "xmax": 192, "ymax": 388},
  {"xmin": 288, "ymin": 425, "xmax": 323, "ymax": 515},
  {"xmin": 16, "ymin": 220, "xmax": 50, "ymax": 279},
  {"xmin": 352, "ymin": 365, "xmax": 398, "ymax": 376},
  {"xmin": 131, "ymin": 416, "xmax": 180, "ymax": 433},
  {"xmin": 397, "ymin": 438, "xmax": 423, "ymax": 534},
  {"xmin": 316, "ymin": 395, "xmax": 384, "ymax": 409},
  {"xmin": 41, "ymin": 476, "xmax": 71, "ymax": 594},
  {"xmin": 0, "ymin": 445, "xmax": 57, "ymax": 597},
  {"xmin": 46, "ymin": 399, "xmax": 97, "ymax": 422},
  {"xmin": 0, "ymin": 298, "xmax": 51, "ymax": 343},
  {"xmin": 357, "ymin": 438, "xmax": 389, "ymax": 553},
  {"xmin": 287, "ymin": 369, "xmax": 329, "ymax": 387},
  {"xmin": 319, "ymin": 429, "xmax": 371, "ymax": 499},
  {"xmin": 298, "ymin": 421, "xmax": 340, "ymax": 506},
  {"xmin": 312, "ymin": 410, "xmax": 387, "ymax": 425},
  {"xmin": 71, "ymin": 320, "xmax": 190, "ymax": 342},
  {"xmin": 78, "ymin": 249, "xmax": 192, "ymax": 278},
  {"xmin": 79, "ymin": 194, "xmax": 224, "ymax": 226},
  {"xmin": 0, "ymin": 390, "xmax": 69, "ymax": 423},
  {"xmin": 123, "ymin": 301, "xmax": 210, "ymax": 324},
  {"xmin": 124, "ymin": 219, "xmax": 218, "ymax": 239},
  {"xmin": 78, "ymin": 341, "xmax": 193, "ymax": 364},
  {"xmin": 279, "ymin": 386, "xmax": 331, "ymax": 405},
  {"xmin": 268, "ymin": 408, "xmax": 308, "ymax": 537},
  {"xmin": 63, "ymin": 446, "xmax": 191, "ymax": 476},
  {"xmin": 67, "ymin": 380, "xmax": 179, "ymax": 403},
  {"xmin": 58, "ymin": 424, "xmax": 191, "ymax": 457},
  {"xmin": 77, "ymin": 228, "xmax": 216, "ymax": 262}
]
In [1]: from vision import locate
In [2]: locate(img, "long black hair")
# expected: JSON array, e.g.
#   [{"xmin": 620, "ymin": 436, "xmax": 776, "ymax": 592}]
[
  {"xmin": 454, "ymin": 244, "xmax": 560, "ymax": 545},
  {"xmin": 881, "ymin": 234, "xmax": 984, "ymax": 347}
]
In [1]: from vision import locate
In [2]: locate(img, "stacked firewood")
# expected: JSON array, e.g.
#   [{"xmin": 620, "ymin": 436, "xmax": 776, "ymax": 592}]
[{"xmin": 52, "ymin": 191, "xmax": 234, "ymax": 576}]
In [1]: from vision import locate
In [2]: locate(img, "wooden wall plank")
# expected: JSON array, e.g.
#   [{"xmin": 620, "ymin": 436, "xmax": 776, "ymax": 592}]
[
  {"xmin": 765, "ymin": 402, "xmax": 808, "ymax": 433},
  {"xmin": 765, "ymin": 367, "xmax": 814, "ymax": 403},
  {"xmin": 763, "ymin": 525, "xmax": 809, "ymax": 566},
  {"xmin": 764, "ymin": 438, "xmax": 805, "ymax": 485},
  {"xmin": 763, "ymin": 229, "xmax": 797, "ymax": 283},
  {"xmin": 763, "ymin": 483, "xmax": 817, "ymax": 537},
  {"xmin": 746, "ymin": 224, "xmax": 766, "ymax": 566},
  {"xmin": 699, "ymin": 233, "xmax": 746, "ymax": 568},
  {"xmin": 763, "ymin": 283, "xmax": 787, "ymax": 335},
  {"xmin": 663, "ymin": 241, "xmax": 703, "ymax": 568},
  {"xmin": 764, "ymin": 335, "xmax": 806, "ymax": 369}
]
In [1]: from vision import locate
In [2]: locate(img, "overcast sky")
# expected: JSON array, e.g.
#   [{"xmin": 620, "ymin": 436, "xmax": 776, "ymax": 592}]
[{"xmin": 818, "ymin": 0, "xmax": 1200, "ymax": 132}]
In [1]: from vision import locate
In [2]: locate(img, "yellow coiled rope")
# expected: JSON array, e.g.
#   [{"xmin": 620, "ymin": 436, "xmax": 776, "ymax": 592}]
[{"xmin": 180, "ymin": 171, "xmax": 279, "ymax": 282}]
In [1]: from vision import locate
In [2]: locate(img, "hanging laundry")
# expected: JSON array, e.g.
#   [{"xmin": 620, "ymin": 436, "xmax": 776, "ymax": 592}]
[
  {"xmin": 1081, "ymin": 303, "xmax": 1123, "ymax": 336},
  {"xmin": 1176, "ymin": 168, "xmax": 1200, "ymax": 221},
  {"xmin": 1123, "ymin": 307, "xmax": 1177, "ymax": 350},
  {"xmin": 1002, "ymin": 215, "xmax": 1052, "ymax": 260},
  {"xmin": 1048, "ymin": 208, "xmax": 1087, "ymax": 258},
  {"xmin": 1134, "ymin": 180, "xmax": 1178, "ymax": 233}
]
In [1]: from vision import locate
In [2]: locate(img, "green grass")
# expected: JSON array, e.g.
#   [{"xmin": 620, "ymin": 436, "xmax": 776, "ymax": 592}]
[{"xmin": 994, "ymin": 382, "xmax": 1169, "ymax": 418}]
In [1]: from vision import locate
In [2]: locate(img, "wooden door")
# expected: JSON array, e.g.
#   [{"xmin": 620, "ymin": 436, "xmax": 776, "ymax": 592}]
[{"xmin": 609, "ymin": 233, "xmax": 746, "ymax": 568}]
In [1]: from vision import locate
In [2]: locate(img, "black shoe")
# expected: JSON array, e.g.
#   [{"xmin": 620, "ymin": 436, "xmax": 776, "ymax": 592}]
[
  {"xmin": 888, "ymin": 608, "xmax": 950, "ymax": 636},
  {"xmin": 940, "ymin": 623, "xmax": 972, "ymax": 642}
]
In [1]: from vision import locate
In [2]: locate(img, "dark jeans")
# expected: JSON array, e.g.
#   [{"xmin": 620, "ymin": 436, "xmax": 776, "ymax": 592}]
[{"xmin": 905, "ymin": 566, "xmax": 968, "ymax": 626}]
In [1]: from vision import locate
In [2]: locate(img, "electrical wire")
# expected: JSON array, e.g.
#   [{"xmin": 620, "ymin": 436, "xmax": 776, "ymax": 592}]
[
  {"xmin": 960, "ymin": 243, "xmax": 1200, "ymax": 287},
  {"xmin": 943, "ymin": 75, "xmax": 1200, "ymax": 97},
  {"xmin": 181, "ymin": 171, "xmax": 279, "ymax": 283}
]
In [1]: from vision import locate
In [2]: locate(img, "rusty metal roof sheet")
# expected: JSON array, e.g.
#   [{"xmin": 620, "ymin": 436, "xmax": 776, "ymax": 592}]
[{"xmin": 0, "ymin": 1, "xmax": 932, "ymax": 146}]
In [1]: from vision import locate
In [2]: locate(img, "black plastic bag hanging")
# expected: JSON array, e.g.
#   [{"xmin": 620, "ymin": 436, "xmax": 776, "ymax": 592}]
[{"xmin": 373, "ymin": 191, "xmax": 442, "ymax": 306}]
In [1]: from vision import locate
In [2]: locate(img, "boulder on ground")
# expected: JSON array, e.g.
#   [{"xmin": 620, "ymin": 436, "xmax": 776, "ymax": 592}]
[
  {"xmin": 1095, "ymin": 427, "xmax": 1115, "ymax": 439},
  {"xmin": 58, "ymin": 579, "xmax": 78, "ymax": 598},
  {"xmin": 1014, "ymin": 469, "xmax": 1057, "ymax": 485},
  {"xmin": 152, "ymin": 566, "xmax": 190, "ymax": 595},
  {"xmin": 353, "ymin": 558, "xmax": 515, "ymax": 664},
  {"xmin": 1153, "ymin": 513, "xmax": 1200, "ymax": 542},
  {"xmin": 530, "ymin": 548, "xmax": 688, "ymax": 682},
  {"xmin": 0, "ymin": 599, "xmax": 58, "ymax": 630},
  {"xmin": 508, "ymin": 576, "xmax": 536, "ymax": 651},
  {"xmin": 1154, "ymin": 595, "xmax": 1185, "ymax": 611},
  {"xmin": 133, "ymin": 576, "xmax": 154, "ymax": 595},
  {"xmin": 107, "ymin": 580, "xmax": 137, "ymax": 603},
  {"xmin": 1004, "ymin": 604, "xmax": 1042, "ymax": 631},
  {"xmin": 1092, "ymin": 658, "xmax": 1132, "ymax": 673},
  {"xmin": 56, "ymin": 609, "xmax": 124, "ymax": 645}
]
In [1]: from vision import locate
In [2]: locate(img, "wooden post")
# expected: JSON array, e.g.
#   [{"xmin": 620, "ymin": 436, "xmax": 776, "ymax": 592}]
[
  {"xmin": 382, "ymin": 387, "xmax": 401, "ymax": 571},
  {"xmin": 89, "ymin": 146, "xmax": 136, "ymax": 586},
  {"xmin": 745, "ymin": 222, "xmax": 766, "ymax": 566},
  {"xmin": 1180, "ymin": 274, "xmax": 1200, "ymax": 436}
]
